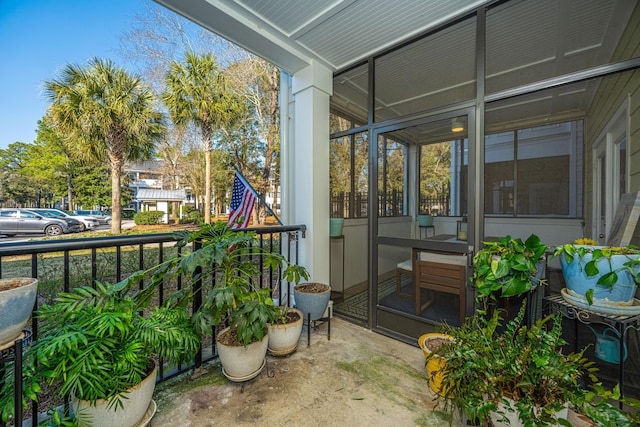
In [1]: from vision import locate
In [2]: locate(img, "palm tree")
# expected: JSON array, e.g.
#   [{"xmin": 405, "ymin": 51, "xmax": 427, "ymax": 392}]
[
  {"xmin": 163, "ymin": 51, "xmax": 236, "ymax": 224},
  {"xmin": 44, "ymin": 58, "xmax": 164, "ymax": 233}
]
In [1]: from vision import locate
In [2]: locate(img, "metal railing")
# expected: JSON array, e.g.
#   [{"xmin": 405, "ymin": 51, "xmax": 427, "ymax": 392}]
[{"xmin": 0, "ymin": 224, "xmax": 304, "ymax": 426}]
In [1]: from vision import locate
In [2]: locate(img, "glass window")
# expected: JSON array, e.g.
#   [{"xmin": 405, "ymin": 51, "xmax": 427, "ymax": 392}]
[
  {"xmin": 330, "ymin": 131, "xmax": 369, "ymax": 218},
  {"xmin": 378, "ymin": 135, "xmax": 406, "ymax": 217},
  {"xmin": 485, "ymin": 132, "xmax": 514, "ymax": 215},
  {"xmin": 484, "ymin": 121, "xmax": 583, "ymax": 217}
]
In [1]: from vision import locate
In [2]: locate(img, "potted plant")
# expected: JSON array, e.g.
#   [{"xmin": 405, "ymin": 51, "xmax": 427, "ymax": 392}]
[
  {"xmin": 293, "ymin": 282, "xmax": 331, "ymax": 321},
  {"xmin": 472, "ymin": 234, "xmax": 548, "ymax": 299},
  {"xmin": 0, "ymin": 278, "xmax": 38, "ymax": 347},
  {"xmin": 266, "ymin": 306, "xmax": 304, "ymax": 356},
  {"xmin": 167, "ymin": 222, "xmax": 309, "ymax": 381},
  {"xmin": 552, "ymin": 238, "xmax": 640, "ymax": 308},
  {"xmin": 427, "ymin": 301, "xmax": 596, "ymax": 426},
  {"xmin": 418, "ymin": 332, "xmax": 455, "ymax": 397},
  {"xmin": 0, "ymin": 278, "xmax": 201, "ymax": 427}
]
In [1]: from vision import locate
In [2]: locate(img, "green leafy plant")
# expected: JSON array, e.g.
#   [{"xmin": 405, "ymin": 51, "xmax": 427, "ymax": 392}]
[
  {"xmin": 146, "ymin": 221, "xmax": 309, "ymax": 346},
  {"xmin": 428, "ymin": 301, "xmax": 596, "ymax": 426},
  {"xmin": 0, "ymin": 277, "xmax": 201, "ymax": 424},
  {"xmin": 472, "ymin": 234, "xmax": 548, "ymax": 298},
  {"xmin": 574, "ymin": 383, "xmax": 640, "ymax": 427},
  {"xmin": 552, "ymin": 243, "xmax": 640, "ymax": 304},
  {"xmin": 133, "ymin": 210, "xmax": 165, "ymax": 225}
]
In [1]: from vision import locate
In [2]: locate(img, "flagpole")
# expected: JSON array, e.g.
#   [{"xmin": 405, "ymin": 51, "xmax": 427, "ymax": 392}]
[{"xmin": 232, "ymin": 164, "xmax": 283, "ymax": 226}]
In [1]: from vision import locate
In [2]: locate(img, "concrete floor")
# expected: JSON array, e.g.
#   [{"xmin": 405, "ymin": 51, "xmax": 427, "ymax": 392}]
[{"xmin": 150, "ymin": 317, "xmax": 464, "ymax": 427}]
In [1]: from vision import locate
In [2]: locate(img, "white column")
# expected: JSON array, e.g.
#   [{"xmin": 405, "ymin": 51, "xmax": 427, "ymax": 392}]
[{"xmin": 283, "ymin": 61, "xmax": 333, "ymax": 285}]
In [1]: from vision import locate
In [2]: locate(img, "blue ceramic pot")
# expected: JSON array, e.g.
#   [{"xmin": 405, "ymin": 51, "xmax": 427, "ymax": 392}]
[
  {"xmin": 294, "ymin": 283, "xmax": 331, "ymax": 321},
  {"xmin": 559, "ymin": 247, "xmax": 638, "ymax": 303}
]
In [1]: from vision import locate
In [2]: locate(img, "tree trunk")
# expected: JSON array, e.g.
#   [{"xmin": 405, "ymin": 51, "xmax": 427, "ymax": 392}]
[
  {"xmin": 111, "ymin": 165, "xmax": 122, "ymax": 234},
  {"xmin": 204, "ymin": 147, "xmax": 211, "ymax": 224},
  {"xmin": 67, "ymin": 172, "xmax": 73, "ymax": 210}
]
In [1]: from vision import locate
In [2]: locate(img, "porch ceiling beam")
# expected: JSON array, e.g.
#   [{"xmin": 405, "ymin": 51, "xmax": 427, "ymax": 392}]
[{"xmin": 153, "ymin": 0, "xmax": 329, "ymax": 74}]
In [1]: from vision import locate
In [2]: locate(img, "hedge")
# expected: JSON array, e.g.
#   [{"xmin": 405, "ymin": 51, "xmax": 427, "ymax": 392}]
[{"xmin": 133, "ymin": 210, "xmax": 165, "ymax": 225}]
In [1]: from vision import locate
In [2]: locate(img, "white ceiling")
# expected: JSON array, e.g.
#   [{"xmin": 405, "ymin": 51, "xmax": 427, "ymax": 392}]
[
  {"xmin": 153, "ymin": 0, "xmax": 490, "ymax": 73},
  {"xmin": 154, "ymin": 0, "xmax": 638, "ymax": 136}
]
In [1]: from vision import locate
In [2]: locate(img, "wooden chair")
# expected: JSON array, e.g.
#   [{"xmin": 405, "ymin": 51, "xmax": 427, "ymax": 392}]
[
  {"xmin": 414, "ymin": 249, "xmax": 467, "ymax": 324},
  {"xmin": 395, "ymin": 259, "xmax": 414, "ymax": 299}
]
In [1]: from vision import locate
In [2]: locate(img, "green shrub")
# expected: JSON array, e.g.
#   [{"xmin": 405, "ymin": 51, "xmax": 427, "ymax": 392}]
[
  {"xmin": 134, "ymin": 210, "xmax": 165, "ymax": 225},
  {"xmin": 121, "ymin": 209, "xmax": 136, "ymax": 219},
  {"xmin": 181, "ymin": 206, "xmax": 201, "ymax": 224}
]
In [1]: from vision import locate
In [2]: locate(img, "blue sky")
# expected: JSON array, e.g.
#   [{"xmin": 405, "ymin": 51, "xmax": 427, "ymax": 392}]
[{"xmin": 0, "ymin": 0, "xmax": 148, "ymax": 150}]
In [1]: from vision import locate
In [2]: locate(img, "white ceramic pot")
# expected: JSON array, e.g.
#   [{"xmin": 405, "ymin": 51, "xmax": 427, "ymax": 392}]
[
  {"xmin": 216, "ymin": 327, "xmax": 268, "ymax": 381},
  {"xmin": 267, "ymin": 308, "xmax": 304, "ymax": 356},
  {"xmin": 73, "ymin": 363, "xmax": 157, "ymax": 427},
  {"xmin": 490, "ymin": 397, "xmax": 568, "ymax": 427},
  {"xmin": 0, "ymin": 278, "xmax": 38, "ymax": 346}
]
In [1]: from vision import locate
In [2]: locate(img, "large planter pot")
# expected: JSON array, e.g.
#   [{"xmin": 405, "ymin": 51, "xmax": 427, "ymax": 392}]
[
  {"xmin": 216, "ymin": 327, "xmax": 268, "ymax": 382},
  {"xmin": 267, "ymin": 308, "xmax": 304, "ymax": 356},
  {"xmin": 559, "ymin": 247, "xmax": 639, "ymax": 304},
  {"xmin": 330, "ymin": 218, "xmax": 344, "ymax": 237},
  {"xmin": 489, "ymin": 397, "xmax": 568, "ymax": 427},
  {"xmin": 0, "ymin": 278, "xmax": 38, "ymax": 346},
  {"xmin": 73, "ymin": 362, "xmax": 157, "ymax": 427},
  {"xmin": 418, "ymin": 333, "xmax": 454, "ymax": 397},
  {"xmin": 294, "ymin": 283, "xmax": 331, "ymax": 321}
]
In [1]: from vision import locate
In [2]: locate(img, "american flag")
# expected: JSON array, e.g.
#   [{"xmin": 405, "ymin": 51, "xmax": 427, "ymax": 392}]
[{"xmin": 228, "ymin": 171, "xmax": 257, "ymax": 229}]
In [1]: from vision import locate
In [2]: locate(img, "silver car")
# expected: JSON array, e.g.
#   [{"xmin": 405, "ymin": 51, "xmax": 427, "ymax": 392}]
[
  {"xmin": 29, "ymin": 209, "xmax": 99, "ymax": 231},
  {"xmin": 74, "ymin": 209, "xmax": 112, "ymax": 225},
  {"xmin": 0, "ymin": 208, "xmax": 70, "ymax": 236}
]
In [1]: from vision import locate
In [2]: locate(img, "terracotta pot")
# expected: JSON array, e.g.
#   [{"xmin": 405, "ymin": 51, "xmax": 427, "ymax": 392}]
[
  {"xmin": 73, "ymin": 362, "xmax": 156, "ymax": 427},
  {"xmin": 267, "ymin": 308, "xmax": 304, "ymax": 356},
  {"xmin": 0, "ymin": 278, "xmax": 38, "ymax": 346}
]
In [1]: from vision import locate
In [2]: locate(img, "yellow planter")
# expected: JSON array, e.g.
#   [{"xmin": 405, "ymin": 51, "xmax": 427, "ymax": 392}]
[{"xmin": 418, "ymin": 333, "xmax": 454, "ymax": 397}]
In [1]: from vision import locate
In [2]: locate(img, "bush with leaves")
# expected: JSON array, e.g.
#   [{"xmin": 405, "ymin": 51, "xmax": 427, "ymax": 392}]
[
  {"xmin": 133, "ymin": 210, "xmax": 165, "ymax": 225},
  {"xmin": 472, "ymin": 234, "xmax": 548, "ymax": 298},
  {"xmin": 0, "ymin": 278, "xmax": 201, "ymax": 424},
  {"xmin": 428, "ymin": 301, "xmax": 596, "ymax": 426}
]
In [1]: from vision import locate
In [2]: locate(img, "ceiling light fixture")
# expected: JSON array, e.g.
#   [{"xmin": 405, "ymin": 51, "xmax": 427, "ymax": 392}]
[{"xmin": 451, "ymin": 118, "xmax": 464, "ymax": 133}]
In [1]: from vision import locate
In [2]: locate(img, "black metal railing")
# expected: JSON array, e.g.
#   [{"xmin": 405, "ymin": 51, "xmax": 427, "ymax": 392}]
[{"xmin": 0, "ymin": 224, "xmax": 304, "ymax": 426}]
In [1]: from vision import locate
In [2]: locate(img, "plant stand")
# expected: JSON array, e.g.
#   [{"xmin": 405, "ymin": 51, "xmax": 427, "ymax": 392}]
[
  {"xmin": 544, "ymin": 294, "xmax": 640, "ymax": 406},
  {"xmin": 305, "ymin": 309, "xmax": 331, "ymax": 347},
  {"xmin": 0, "ymin": 329, "xmax": 32, "ymax": 427}
]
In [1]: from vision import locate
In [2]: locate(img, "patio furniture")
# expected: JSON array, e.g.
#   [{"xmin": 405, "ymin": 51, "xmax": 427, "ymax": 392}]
[
  {"xmin": 414, "ymin": 250, "xmax": 467, "ymax": 324},
  {"xmin": 396, "ymin": 259, "xmax": 414, "ymax": 299}
]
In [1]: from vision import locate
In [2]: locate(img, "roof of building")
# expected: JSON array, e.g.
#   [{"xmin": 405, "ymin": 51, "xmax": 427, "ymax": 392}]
[{"xmin": 136, "ymin": 189, "xmax": 186, "ymax": 201}]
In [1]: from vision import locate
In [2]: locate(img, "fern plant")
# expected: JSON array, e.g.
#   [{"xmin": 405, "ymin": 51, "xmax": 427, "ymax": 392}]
[{"xmin": 428, "ymin": 301, "xmax": 597, "ymax": 426}]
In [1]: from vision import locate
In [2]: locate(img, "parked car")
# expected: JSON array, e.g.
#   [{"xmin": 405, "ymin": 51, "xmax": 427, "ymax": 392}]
[
  {"xmin": 74, "ymin": 209, "xmax": 112, "ymax": 225},
  {"xmin": 24, "ymin": 209, "xmax": 84, "ymax": 233},
  {"xmin": 0, "ymin": 208, "xmax": 72, "ymax": 236},
  {"xmin": 29, "ymin": 209, "xmax": 99, "ymax": 231}
]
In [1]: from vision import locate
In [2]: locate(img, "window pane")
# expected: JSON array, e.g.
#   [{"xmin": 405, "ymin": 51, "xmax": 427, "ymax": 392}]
[
  {"xmin": 330, "ymin": 131, "xmax": 369, "ymax": 219},
  {"xmin": 420, "ymin": 142, "xmax": 451, "ymax": 216},
  {"xmin": 485, "ymin": 132, "xmax": 514, "ymax": 215},
  {"xmin": 515, "ymin": 122, "xmax": 583, "ymax": 216},
  {"xmin": 330, "ymin": 136, "xmax": 352, "ymax": 218},
  {"xmin": 378, "ymin": 135, "xmax": 406, "ymax": 217},
  {"xmin": 353, "ymin": 132, "xmax": 369, "ymax": 217}
]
